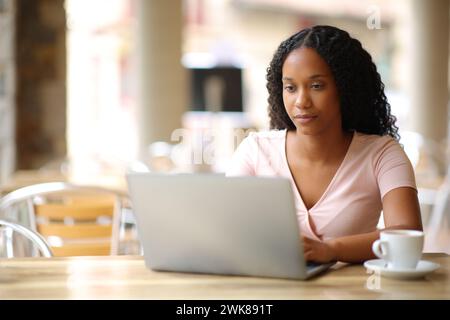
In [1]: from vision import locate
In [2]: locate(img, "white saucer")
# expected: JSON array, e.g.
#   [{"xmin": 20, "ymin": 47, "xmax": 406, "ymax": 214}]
[{"xmin": 364, "ymin": 259, "xmax": 440, "ymax": 280}]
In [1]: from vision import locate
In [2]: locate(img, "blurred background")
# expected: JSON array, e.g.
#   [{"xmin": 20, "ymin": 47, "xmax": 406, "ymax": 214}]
[{"xmin": 0, "ymin": 0, "xmax": 449, "ymax": 252}]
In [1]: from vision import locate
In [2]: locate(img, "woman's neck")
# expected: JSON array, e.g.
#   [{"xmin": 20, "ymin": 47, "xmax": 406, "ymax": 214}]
[{"xmin": 290, "ymin": 129, "xmax": 353, "ymax": 166}]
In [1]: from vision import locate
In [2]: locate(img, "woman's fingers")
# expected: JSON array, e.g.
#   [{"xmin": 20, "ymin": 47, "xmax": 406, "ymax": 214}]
[
  {"xmin": 302, "ymin": 236, "xmax": 311, "ymax": 244},
  {"xmin": 303, "ymin": 237, "xmax": 318, "ymax": 261},
  {"xmin": 303, "ymin": 239, "xmax": 312, "ymax": 255},
  {"xmin": 302, "ymin": 236, "xmax": 312, "ymax": 249},
  {"xmin": 304, "ymin": 250, "xmax": 313, "ymax": 261}
]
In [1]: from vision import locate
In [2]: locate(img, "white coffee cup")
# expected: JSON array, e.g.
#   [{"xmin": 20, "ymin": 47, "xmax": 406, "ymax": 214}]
[{"xmin": 372, "ymin": 230, "xmax": 424, "ymax": 270}]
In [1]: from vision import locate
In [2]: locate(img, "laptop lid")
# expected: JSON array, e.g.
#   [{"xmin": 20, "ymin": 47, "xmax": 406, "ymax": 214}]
[{"xmin": 127, "ymin": 173, "xmax": 332, "ymax": 280}]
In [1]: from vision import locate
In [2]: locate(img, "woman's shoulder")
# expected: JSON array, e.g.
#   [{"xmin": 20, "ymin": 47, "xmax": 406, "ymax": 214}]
[
  {"xmin": 246, "ymin": 129, "xmax": 286, "ymax": 139},
  {"xmin": 353, "ymin": 131, "xmax": 405, "ymax": 160},
  {"xmin": 236, "ymin": 129, "xmax": 286, "ymax": 155},
  {"xmin": 242, "ymin": 129, "xmax": 286, "ymax": 145},
  {"xmin": 228, "ymin": 129, "xmax": 286, "ymax": 176},
  {"xmin": 353, "ymin": 131, "xmax": 399, "ymax": 148}
]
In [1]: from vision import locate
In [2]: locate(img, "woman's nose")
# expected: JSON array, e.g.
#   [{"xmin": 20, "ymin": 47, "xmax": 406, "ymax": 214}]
[{"xmin": 294, "ymin": 90, "xmax": 311, "ymax": 109}]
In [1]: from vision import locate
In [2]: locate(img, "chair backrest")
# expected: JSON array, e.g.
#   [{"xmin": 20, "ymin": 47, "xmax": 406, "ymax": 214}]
[
  {"xmin": 0, "ymin": 219, "xmax": 53, "ymax": 257},
  {"xmin": 0, "ymin": 182, "xmax": 136, "ymax": 257}
]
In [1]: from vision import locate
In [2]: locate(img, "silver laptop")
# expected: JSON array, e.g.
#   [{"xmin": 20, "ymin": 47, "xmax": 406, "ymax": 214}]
[{"xmin": 126, "ymin": 173, "xmax": 334, "ymax": 280}]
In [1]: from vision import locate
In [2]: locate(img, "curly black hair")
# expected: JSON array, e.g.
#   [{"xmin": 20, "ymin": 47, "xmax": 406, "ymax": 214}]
[{"xmin": 266, "ymin": 25, "xmax": 399, "ymax": 140}]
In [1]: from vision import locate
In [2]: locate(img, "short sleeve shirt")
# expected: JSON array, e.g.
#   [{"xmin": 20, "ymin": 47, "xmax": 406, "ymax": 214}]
[{"xmin": 226, "ymin": 130, "xmax": 417, "ymax": 241}]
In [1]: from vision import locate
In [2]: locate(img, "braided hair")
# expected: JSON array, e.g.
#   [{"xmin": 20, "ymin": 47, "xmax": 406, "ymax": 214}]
[{"xmin": 266, "ymin": 25, "xmax": 399, "ymax": 140}]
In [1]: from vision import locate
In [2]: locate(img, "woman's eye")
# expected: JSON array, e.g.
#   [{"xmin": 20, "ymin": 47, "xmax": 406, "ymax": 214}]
[
  {"xmin": 311, "ymin": 83, "xmax": 324, "ymax": 90},
  {"xmin": 284, "ymin": 85, "xmax": 295, "ymax": 92}
]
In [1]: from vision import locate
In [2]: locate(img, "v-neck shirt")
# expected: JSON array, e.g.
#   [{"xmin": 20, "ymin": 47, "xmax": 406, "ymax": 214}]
[{"xmin": 226, "ymin": 130, "xmax": 417, "ymax": 241}]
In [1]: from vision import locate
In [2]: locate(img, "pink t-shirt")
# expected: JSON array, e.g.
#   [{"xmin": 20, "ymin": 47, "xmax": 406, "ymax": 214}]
[{"xmin": 226, "ymin": 130, "xmax": 417, "ymax": 241}]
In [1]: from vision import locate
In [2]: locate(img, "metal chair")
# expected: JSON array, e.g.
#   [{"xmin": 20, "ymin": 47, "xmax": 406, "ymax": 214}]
[
  {"xmin": 425, "ymin": 175, "xmax": 450, "ymax": 253},
  {"xmin": 0, "ymin": 182, "xmax": 139, "ymax": 257},
  {"xmin": 0, "ymin": 219, "xmax": 53, "ymax": 257}
]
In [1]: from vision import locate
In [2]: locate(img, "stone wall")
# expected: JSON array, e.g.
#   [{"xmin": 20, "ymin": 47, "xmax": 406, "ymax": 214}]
[{"xmin": 15, "ymin": 0, "xmax": 67, "ymax": 170}]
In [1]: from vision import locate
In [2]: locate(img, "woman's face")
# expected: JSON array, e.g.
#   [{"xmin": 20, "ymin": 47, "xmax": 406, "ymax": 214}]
[{"xmin": 281, "ymin": 47, "xmax": 342, "ymax": 136}]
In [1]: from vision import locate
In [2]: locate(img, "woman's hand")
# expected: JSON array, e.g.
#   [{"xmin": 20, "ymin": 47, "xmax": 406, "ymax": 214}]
[{"xmin": 302, "ymin": 236, "xmax": 337, "ymax": 263}]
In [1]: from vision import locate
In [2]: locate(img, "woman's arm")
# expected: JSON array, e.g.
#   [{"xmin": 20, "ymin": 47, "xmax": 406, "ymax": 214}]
[
  {"xmin": 380, "ymin": 186, "xmax": 422, "ymax": 231},
  {"xmin": 304, "ymin": 187, "xmax": 423, "ymax": 263},
  {"xmin": 303, "ymin": 230, "xmax": 381, "ymax": 263}
]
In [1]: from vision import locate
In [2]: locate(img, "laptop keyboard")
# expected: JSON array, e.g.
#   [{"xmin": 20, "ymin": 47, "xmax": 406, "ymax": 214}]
[{"xmin": 306, "ymin": 261, "xmax": 323, "ymax": 270}]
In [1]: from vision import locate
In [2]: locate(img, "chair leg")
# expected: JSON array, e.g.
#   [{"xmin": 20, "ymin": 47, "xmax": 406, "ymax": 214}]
[
  {"xmin": 5, "ymin": 227, "xmax": 15, "ymax": 258},
  {"xmin": 426, "ymin": 182, "xmax": 450, "ymax": 251},
  {"xmin": 110, "ymin": 197, "xmax": 122, "ymax": 255},
  {"xmin": 0, "ymin": 219, "xmax": 53, "ymax": 257}
]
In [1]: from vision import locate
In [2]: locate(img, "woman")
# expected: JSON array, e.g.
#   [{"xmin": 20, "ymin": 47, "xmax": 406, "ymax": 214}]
[{"xmin": 227, "ymin": 25, "xmax": 422, "ymax": 263}]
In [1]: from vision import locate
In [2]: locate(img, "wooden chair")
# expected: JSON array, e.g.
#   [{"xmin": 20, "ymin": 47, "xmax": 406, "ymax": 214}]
[{"xmin": 0, "ymin": 182, "xmax": 136, "ymax": 257}]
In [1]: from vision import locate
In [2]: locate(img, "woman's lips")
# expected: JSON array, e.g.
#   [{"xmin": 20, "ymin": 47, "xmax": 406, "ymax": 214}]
[{"xmin": 294, "ymin": 114, "xmax": 317, "ymax": 124}]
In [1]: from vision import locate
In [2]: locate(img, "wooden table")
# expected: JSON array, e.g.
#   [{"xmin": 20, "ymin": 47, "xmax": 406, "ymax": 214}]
[{"xmin": 0, "ymin": 253, "xmax": 448, "ymax": 299}]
